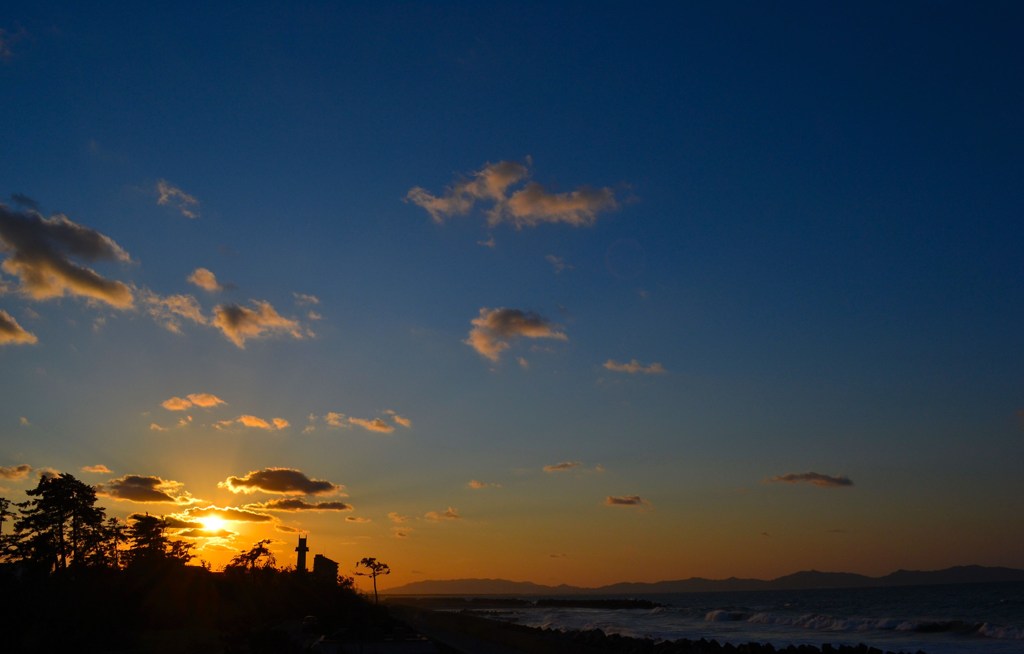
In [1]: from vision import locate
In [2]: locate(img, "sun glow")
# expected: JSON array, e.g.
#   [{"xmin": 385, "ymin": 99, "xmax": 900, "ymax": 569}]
[{"xmin": 200, "ymin": 516, "xmax": 227, "ymax": 533}]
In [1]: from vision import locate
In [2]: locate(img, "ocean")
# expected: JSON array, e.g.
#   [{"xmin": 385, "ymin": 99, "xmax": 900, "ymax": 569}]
[{"xmin": 470, "ymin": 582, "xmax": 1024, "ymax": 654}]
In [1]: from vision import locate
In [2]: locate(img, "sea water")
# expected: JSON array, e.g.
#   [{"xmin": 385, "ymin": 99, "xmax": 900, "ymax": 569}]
[{"xmin": 474, "ymin": 583, "xmax": 1024, "ymax": 654}]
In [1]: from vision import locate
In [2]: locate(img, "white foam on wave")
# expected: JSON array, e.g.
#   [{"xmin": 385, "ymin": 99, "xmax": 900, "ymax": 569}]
[
  {"xmin": 978, "ymin": 623, "xmax": 1024, "ymax": 640},
  {"xmin": 705, "ymin": 609, "xmax": 750, "ymax": 622}
]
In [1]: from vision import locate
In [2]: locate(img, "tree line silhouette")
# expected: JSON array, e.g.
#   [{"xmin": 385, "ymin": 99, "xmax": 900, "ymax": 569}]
[{"xmin": 0, "ymin": 473, "xmax": 387, "ymax": 653}]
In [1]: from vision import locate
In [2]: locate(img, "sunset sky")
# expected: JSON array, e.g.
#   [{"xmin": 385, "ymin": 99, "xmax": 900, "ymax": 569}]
[{"xmin": 2, "ymin": 2, "xmax": 1022, "ymax": 591}]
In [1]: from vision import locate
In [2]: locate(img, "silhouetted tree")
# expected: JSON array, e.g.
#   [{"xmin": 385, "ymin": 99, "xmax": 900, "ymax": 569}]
[
  {"xmin": 355, "ymin": 556, "xmax": 390, "ymax": 604},
  {"xmin": 125, "ymin": 513, "xmax": 193, "ymax": 569},
  {"xmin": 0, "ymin": 496, "xmax": 10, "ymax": 535},
  {"xmin": 104, "ymin": 516, "xmax": 127, "ymax": 569},
  {"xmin": 225, "ymin": 539, "xmax": 277, "ymax": 572},
  {"xmin": 12, "ymin": 473, "xmax": 107, "ymax": 572}
]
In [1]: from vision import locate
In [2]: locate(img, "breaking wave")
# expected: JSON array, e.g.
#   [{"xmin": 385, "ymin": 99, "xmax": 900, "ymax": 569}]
[{"xmin": 705, "ymin": 610, "xmax": 1024, "ymax": 640}]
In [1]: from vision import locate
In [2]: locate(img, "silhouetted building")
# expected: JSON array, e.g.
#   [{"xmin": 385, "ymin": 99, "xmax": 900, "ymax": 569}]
[
  {"xmin": 313, "ymin": 553, "xmax": 339, "ymax": 581},
  {"xmin": 295, "ymin": 535, "xmax": 309, "ymax": 573}
]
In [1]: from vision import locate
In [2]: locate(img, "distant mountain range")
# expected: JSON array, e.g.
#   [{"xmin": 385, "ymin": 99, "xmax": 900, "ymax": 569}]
[{"xmin": 385, "ymin": 565, "xmax": 1024, "ymax": 596}]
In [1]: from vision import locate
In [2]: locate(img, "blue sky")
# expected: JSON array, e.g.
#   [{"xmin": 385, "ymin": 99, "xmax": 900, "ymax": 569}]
[{"xmin": 1, "ymin": 2, "xmax": 1022, "ymax": 587}]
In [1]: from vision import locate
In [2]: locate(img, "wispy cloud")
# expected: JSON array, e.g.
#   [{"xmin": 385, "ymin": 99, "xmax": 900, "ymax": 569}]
[
  {"xmin": 603, "ymin": 359, "xmax": 667, "ymax": 375},
  {"xmin": 407, "ymin": 160, "xmax": 528, "ymax": 223},
  {"xmin": 141, "ymin": 290, "xmax": 206, "ymax": 333},
  {"xmin": 346, "ymin": 516, "xmax": 371, "ymax": 523},
  {"xmin": 187, "ymin": 267, "xmax": 222, "ymax": 292},
  {"xmin": 156, "ymin": 180, "xmax": 200, "ymax": 218},
  {"xmin": 604, "ymin": 495, "xmax": 650, "ymax": 507},
  {"xmin": 0, "ymin": 309, "xmax": 36, "ymax": 345},
  {"xmin": 0, "ymin": 25, "xmax": 28, "ymax": 63},
  {"xmin": 161, "ymin": 392, "xmax": 226, "ymax": 411},
  {"xmin": 424, "ymin": 507, "xmax": 461, "ymax": 521},
  {"xmin": 546, "ymin": 254, "xmax": 572, "ymax": 274},
  {"xmin": 543, "ymin": 461, "xmax": 583, "ymax": 473},
  {"xmin": 348, "ymin": 416, "xmax": 395, "ymax": 433},
  {"xmin": 385, "ymin": 410, "xmax": 412, "ymax": 428},
  {"xmin": 219, "ymin": 467, "xmax": 342, "ymax": 496},
  {"xmin": 407, "ymin": 159, "xmax": 617, "ymax": 229},
  {"xmin": 0, "ymin": 204, "xmax": 133, "ymax": 308},
  {"xmin": 388, "ymin": 512, "xmax": 410, "ymax": 523},
  {"xmin": 466, "ymin": 307, "xmax": 567, "ymax": 362},
  {"xmin": 467, "ymin": 480, "xmax": 501, "ymax": 489},
  {"xmin": 245, "ymin": 498, "xmax": 353, "ymax": 512},
  {"xmin": 320, "ymin": 410, "xmax": 410, "ymax": 433},
  {"xmin": 212, "ymin": 300, "xmax": 306, "ymax": 348},
  {"xmin": 293, "ymin": 292, "xmax": 319, "ymax": 306},
  {"xmin": 504, "ymin": 182, "xmax": 617, "ymax": 228},
  {"xmin": 767, "ymin": 472, "xmax": 854, "ymax": 488},
  {"xmin": 0, "ymin": 463, "xmax": 31, "ymax": 479},
  {"xmin": 215, "ymin": 415, "xmax": 289, "ymax": 430},
  {"xmin": 98, "ymin": 475, "xmax": 194, "ymax": 504},
  {"xmin": 81, "ymin": 464, "xmax": 112, "ymax": 474}
]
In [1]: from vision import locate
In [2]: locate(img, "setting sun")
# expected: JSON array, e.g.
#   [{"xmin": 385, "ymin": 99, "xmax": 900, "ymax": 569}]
[{"xmin": 199, "ymin": 516, "xmax": 226, "ymax": 533}]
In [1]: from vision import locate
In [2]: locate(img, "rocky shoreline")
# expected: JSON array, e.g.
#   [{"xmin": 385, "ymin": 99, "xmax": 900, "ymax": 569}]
[{"xmin": 388, "ymin": 605, "xmax": 926, "ymax": 654}]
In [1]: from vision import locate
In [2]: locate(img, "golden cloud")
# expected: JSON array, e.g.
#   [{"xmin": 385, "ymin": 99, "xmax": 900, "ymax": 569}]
[
  {"xmin": 81, "ymin": 464, "xmax": 112, "ymax": 474},
  {"xmin": 0, "ymin": 309, "xmax": 36, "ymax": 345},
  {"xmin": 503, "ymin": 182, "xmax": 617, "ymax": 228},
  {"xmin": 219, "ymin": 467, "xmax": 342, "ymax": 496},
  {"xmin": 212, "ymin": 300, "xmax": 305, "ymax": 348},
  {"xmin": 98, "ymin": 475, "xmax": 194, "ymax": 504},
  {"xmin": 245, "ymin": 498, "xmax": 353, "ymax": 512},
  {"xmin": 424, "ymin": 507, "xmax": 461, "ymax": 521},
  {"xmin": 180, "ymin": 505, "xmax": 274, "ymax": 523},
  {"xmin": 186, "ymin": 393, "xmax": 225, "ymax": 408},
  {"xmin": 0, "ymin": 204, "xmax": 133, "ymax": 308},
  {"xmin": 385, "ymin": 410, "xmax": 412, "ymax": 428},
  {"xmin": 466, "ymin": 307, "xmax": 567, "ymax": 362},
  {"xmin": 187, "ymin": 267, "xmax": 222, "ymax": 292},
  {"xmin": 467, "ymin": 480, "xmax": 501, "ymax": 489},
  {"xmin": 0, "ymin": 463, "xmax": 32, "ymax": 479},
  {"xmin": 407, "ymin": 159, "xmax": 617, "ymax": 229},
  {"xmin": 215, "ymin": 414, "xmax": 289, "ymax": 431},
  {"xmin": 406, "ymin": 160, "xmax": 528, "ymax": 223},
  {"xmin": 162, "ymin": 396, "xmax": 192, "ymax": 411},
  {"xmin": 348, "ymin": 417, "xmax": 394, "ymax": 434},
  {"xmin": 141, "ymin": 290, "xmax": 207, "ymax": 333}
]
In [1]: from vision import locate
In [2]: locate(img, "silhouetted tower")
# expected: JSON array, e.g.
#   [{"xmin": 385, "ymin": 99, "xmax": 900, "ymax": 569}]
[{"xmin": 295, "ymin": 535, "xmax": 309, "ymax": 572}]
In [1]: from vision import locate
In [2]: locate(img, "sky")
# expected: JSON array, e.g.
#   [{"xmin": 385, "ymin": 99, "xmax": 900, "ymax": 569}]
[{"xmin": 1, "ymin": 1, "xmax": 1022, "ymax": 591}]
